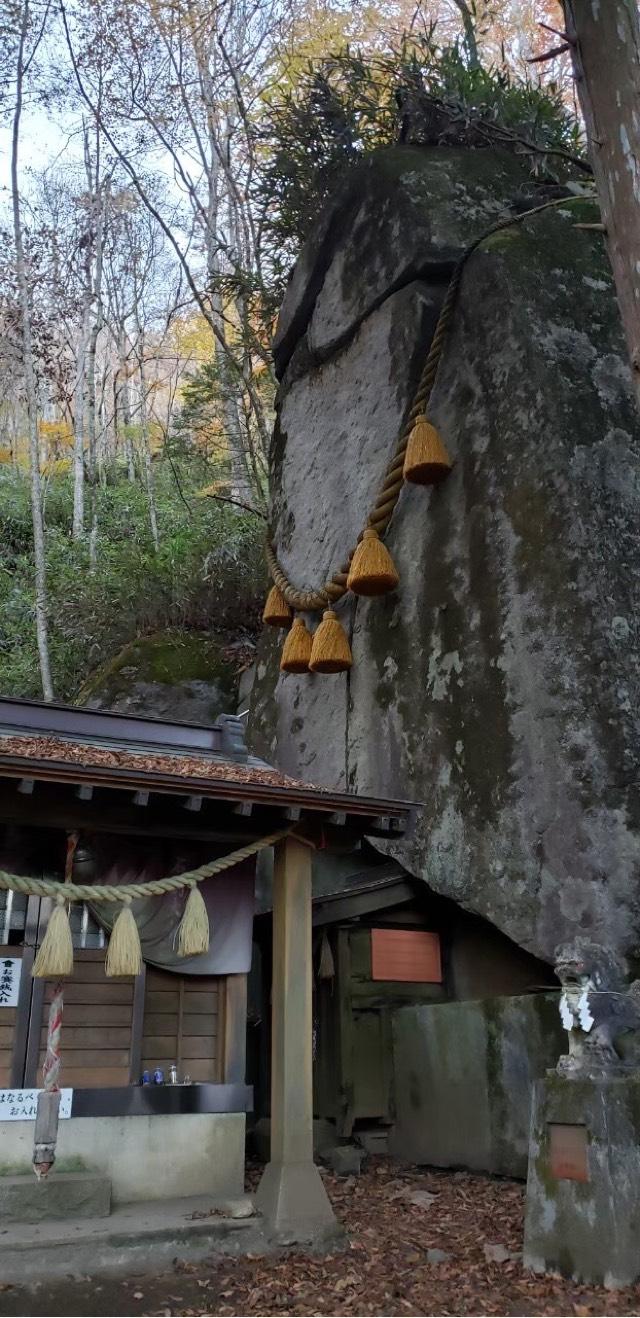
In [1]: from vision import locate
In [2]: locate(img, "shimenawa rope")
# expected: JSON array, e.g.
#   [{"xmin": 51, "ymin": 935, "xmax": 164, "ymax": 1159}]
[
  {"xmin": 266, "ymin": 192, "xmax": 597, "ymax": 612},
  {"xmin": 0, "ymin": 829, "xmax": 290, "ymax": 904}
]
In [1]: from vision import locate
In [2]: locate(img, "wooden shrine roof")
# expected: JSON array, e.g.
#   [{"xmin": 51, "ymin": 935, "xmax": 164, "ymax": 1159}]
[
  {"xmin": 0, "ymin": 733, "xmax": 305, "ymax": 792},
  {"xmin": 0, "ymin": 697, "xmax": 417, "ymax": 842}
]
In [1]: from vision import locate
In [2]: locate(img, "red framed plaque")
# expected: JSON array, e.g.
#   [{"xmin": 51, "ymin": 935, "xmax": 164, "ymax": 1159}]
[{"xmin": 548, "ymin": 1123, "xmax": 589, "ymax": 1182}]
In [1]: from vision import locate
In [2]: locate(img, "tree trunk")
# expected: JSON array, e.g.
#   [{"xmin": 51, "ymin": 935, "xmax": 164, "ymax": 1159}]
[
  {"xmin": 72, "ymin": 301, "xmax": 90, "ymax": 538},
  {"xmin": 563, "ymin": 0, "xmax": 640, "ymax": 403},
  {"xmin": 452, "ymin": 0, "xmax": 480, "ymax": 69},
  {"xmin": 86, "ymin": 252, "xmax": 104, "ymax": 570},
  {"xmin": 118, "ymin": 328, "xmax": 136, "ymax": 483},
  {"xmin": 11, "ymin": 0, "xmax": 54, "ymax": 701},
  {"xmin": 209, "ymin": 287, "xmax": 253, "ymax": 505},
  {"xmin": 137, "ymin": 333, "xmax": 159, "ymax": 551}
]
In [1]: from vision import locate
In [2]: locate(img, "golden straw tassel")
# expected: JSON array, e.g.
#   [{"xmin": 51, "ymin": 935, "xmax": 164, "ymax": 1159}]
[
  {"xmin": 346, "ymin": 529, "xmax": 399, "ymax": 597},
  {"xmin": 280, "ymin": 617, "xmax": 313, "ymax": 673},
  {"xmin": 262, "ymin": 584, "xmax": 292, "ymax": 627},
  {"xmin": 403, "ymin": 416, "xmax": 452, "ymax": 485},
  {"xmin": 309, "ymin": 610, "xmax": 353, "ymax": 673}
]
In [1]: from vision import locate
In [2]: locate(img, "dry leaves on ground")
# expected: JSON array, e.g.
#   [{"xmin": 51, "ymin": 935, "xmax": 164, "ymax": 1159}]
[{"xmin": 2, "ymin": 1159, "xmax": 640, "ymax": 1317}]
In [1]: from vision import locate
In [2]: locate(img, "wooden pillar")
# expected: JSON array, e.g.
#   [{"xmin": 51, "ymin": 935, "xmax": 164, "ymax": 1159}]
[
  {"xmin": 254, "ymin": 835, "xmax": 339, "ymax": 1243},
  {"xmin": 222, "ymin": 974, "xmax": 247, "ymax": 1083}
]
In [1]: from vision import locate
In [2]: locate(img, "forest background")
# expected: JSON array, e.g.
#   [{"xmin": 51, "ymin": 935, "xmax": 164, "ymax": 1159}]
[{"xmin": 0, "ymin": 0, "xmax": 580, "ymax": 704}]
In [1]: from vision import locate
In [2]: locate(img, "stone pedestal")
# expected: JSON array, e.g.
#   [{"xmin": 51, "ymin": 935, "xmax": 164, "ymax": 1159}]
[{"xmin": 524, "ymin": 1073, "xmax": 640, "ymax": 1287}]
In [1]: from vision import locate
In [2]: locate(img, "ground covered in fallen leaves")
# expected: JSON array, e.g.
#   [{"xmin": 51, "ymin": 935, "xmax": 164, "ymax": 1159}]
[{"xmin": 2, "ymin": 1159, "xmax": 640, "ymax": 1317}]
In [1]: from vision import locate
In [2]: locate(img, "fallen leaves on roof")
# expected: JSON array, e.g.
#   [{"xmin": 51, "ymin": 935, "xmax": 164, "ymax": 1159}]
[{"xmin": 0, "ymin": 733, "xmax": 311, "ymax": 792}]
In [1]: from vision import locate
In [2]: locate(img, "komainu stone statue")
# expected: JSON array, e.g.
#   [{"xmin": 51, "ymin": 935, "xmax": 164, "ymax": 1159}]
[{"xmin": 555, "ymin": 937, "xmax": 640, "ymax": 1076}]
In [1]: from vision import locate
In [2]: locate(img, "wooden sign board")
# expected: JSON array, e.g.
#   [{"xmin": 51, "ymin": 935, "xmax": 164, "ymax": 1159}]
[
  {"xmin": 371, "ymin": 929, "xmax": 442, "ymax": 983},
  {"xmin": 0, "ymin": 958, "xmax": 21, "ymax": 1008},
  {"xmin": 0, "ymin": 1089, "xmax": 73, "ymax": 1121},
  {"xmin": 548, "ymin": 1122, "xmax": 589, "ymax": 1182}
]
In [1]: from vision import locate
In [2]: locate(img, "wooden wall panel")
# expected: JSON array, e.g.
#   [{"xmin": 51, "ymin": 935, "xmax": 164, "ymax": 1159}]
[
  {"xmin": 0, "ymin": 1008, "xmax": 16, "ymax": 1087},
  {"xmin": 39, "ymin": 950, "xmax": 135, "ymax": 1088},
  {"xmin": 141, "ymin": 969, "xmax": 220, "ymax": 1082}
]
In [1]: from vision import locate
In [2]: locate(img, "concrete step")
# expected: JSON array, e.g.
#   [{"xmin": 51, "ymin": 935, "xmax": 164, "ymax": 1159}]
[{"xmin": 0, "ymin": 1193, "xmax": 266, "ymax": 1284}]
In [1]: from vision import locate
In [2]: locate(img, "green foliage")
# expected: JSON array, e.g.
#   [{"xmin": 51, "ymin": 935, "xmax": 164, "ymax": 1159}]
[
  {"xmin": 257, "ymin": 33, "xmax": 584, "ymax": 307},
  {"xmin": 0, "ymin": 465, "xmax": 265, "ymax": 701}
]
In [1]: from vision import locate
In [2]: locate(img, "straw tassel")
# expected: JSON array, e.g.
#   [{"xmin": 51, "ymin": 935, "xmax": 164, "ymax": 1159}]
[
  {"xmin": 346, "ymin": 528, "xmax": 399, "ymax": 597},
  {"xmin": 280, "ymin": 617, "xmax": 313, "ymax": 673},
  {"xmin": 318, "ymin": 932, "xmax": 335, "ymax": 980},
  {"xmin": 309, "ymin": 610, "xmax": 352, "ymax": 673},
  {"xmin": 32, "ymin": 895, "xmax": 74, "ymax": 979},
  {"xmin": 262, "ymin": 584, "xmax": 292, "ymax": 628},
  {"xmin": 403, "ymin": 416, "xmax": 452, "ymax": 484},
  {"xmin": 105, "ymin": 897, "xmax": 142, "ymax": 977},
  {"xmin": 178, "ymin": 884, "xmax": 210, "ymax": 957}
]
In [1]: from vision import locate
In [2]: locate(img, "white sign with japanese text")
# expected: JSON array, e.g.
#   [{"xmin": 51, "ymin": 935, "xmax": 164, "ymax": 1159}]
[
  {"xmin": 0, "ymin": 1089, "xmax": 73, "ymax": 1121},
  {"xmin": 0, "ymin": 958, "xmax": 21, "ymax": 1008}
]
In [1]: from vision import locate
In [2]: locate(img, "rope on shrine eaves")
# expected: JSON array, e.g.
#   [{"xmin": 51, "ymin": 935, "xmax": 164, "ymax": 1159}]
[{"xmin": 0, "ymin": 828, "xmax": 291, "ymax": 904}]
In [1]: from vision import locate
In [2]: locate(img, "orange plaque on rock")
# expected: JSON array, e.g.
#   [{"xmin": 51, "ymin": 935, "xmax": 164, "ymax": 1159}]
[
  {"xmin": 370, "ymin": 928, "xmax": 442, "ymax": 983},
  {"xmin": 548, "ymin": 1123, "xmax": 590, "ymax": 1182}
]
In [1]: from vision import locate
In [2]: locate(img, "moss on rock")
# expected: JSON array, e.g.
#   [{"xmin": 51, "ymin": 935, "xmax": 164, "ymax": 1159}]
[{"xmin": 78, "ymin": 630, "xmax": 239, "ymax": 723}]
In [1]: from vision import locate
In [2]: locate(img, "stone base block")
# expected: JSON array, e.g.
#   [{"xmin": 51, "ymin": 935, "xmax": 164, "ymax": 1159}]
[
  {"xmin": 327, "ymin": 1145, "xmax": 363, "ymax": 1175},
  {"xmin": 524, "ymin": 1074, "xmax": 640, "ymax": 1287},
  {"xmin": 254, "ymin": 1160, "xmax": 343, "ymax": 1246},
  {"xmin": 0, "ymin": 1172, "xmax": 111, "ymax": 1223}
]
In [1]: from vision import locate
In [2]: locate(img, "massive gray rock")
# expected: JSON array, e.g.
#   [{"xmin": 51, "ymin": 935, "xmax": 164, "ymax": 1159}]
[{"xmin": 250, "ymin": 146, "xmax": 640, "ymax": 963}]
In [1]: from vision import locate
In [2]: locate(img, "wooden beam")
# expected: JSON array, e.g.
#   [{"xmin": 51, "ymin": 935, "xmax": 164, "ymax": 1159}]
[
  {"xmin": 255, "ymin": 835, "xmax": 338, "ymax": 1242},
  {"xmin": 0, "ymin": 788, "xmax": 256, "ymax": 845},
  {"xmin": 132, "ymin": 790, "xmax": 150, "ymax": 807},
  {"xmin": 24, "ymin": 900, "xmax": 49, "ymax": 1086},
  {"xmin": 76, "ymin": 784, "xmax": 94, "ymax": 801},
  {"xmin": 373, "ymin": 815, "xmax": 391, "ymax": 832},
  {"xmin": 129, "ymin": 965, "xmax": 146, "ymax": 1083},
  {"xmin": 11, "ymin": 895, "xmax": 39, "ymax": 1086},
  {"xmin": 17, "ymin": 778, "xmax": 35, "ymax": 796},
  {"xmin": 222, "ymin": 974, "xmax": 248, "ymax": 1083},
  {"xmin": 233, "ymin": 801, "xmax": 253, "ymax": 817},
  {"xmin": 312, "ymin": 880, "xmax": 417, "ymax": 927},
  {"xmin": 184, "ymin": 795, "xmax": 203, "ymax": 812},
  {"xmin": 336, "ymin": 928, "xmax": 354, "ymax": 1137},
  {"xmin": 283, "ymin": 806, "xmax": 301, "ymax": 822}
]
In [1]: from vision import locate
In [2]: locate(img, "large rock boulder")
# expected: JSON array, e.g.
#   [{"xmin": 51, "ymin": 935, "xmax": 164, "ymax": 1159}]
[
  {"xmin": 78, "ymin": 631, "xmax": 240, "ymax": 723},
  {"xmin": 250, "ymin": 146, "xmax": 640, "ymax": 963}
]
